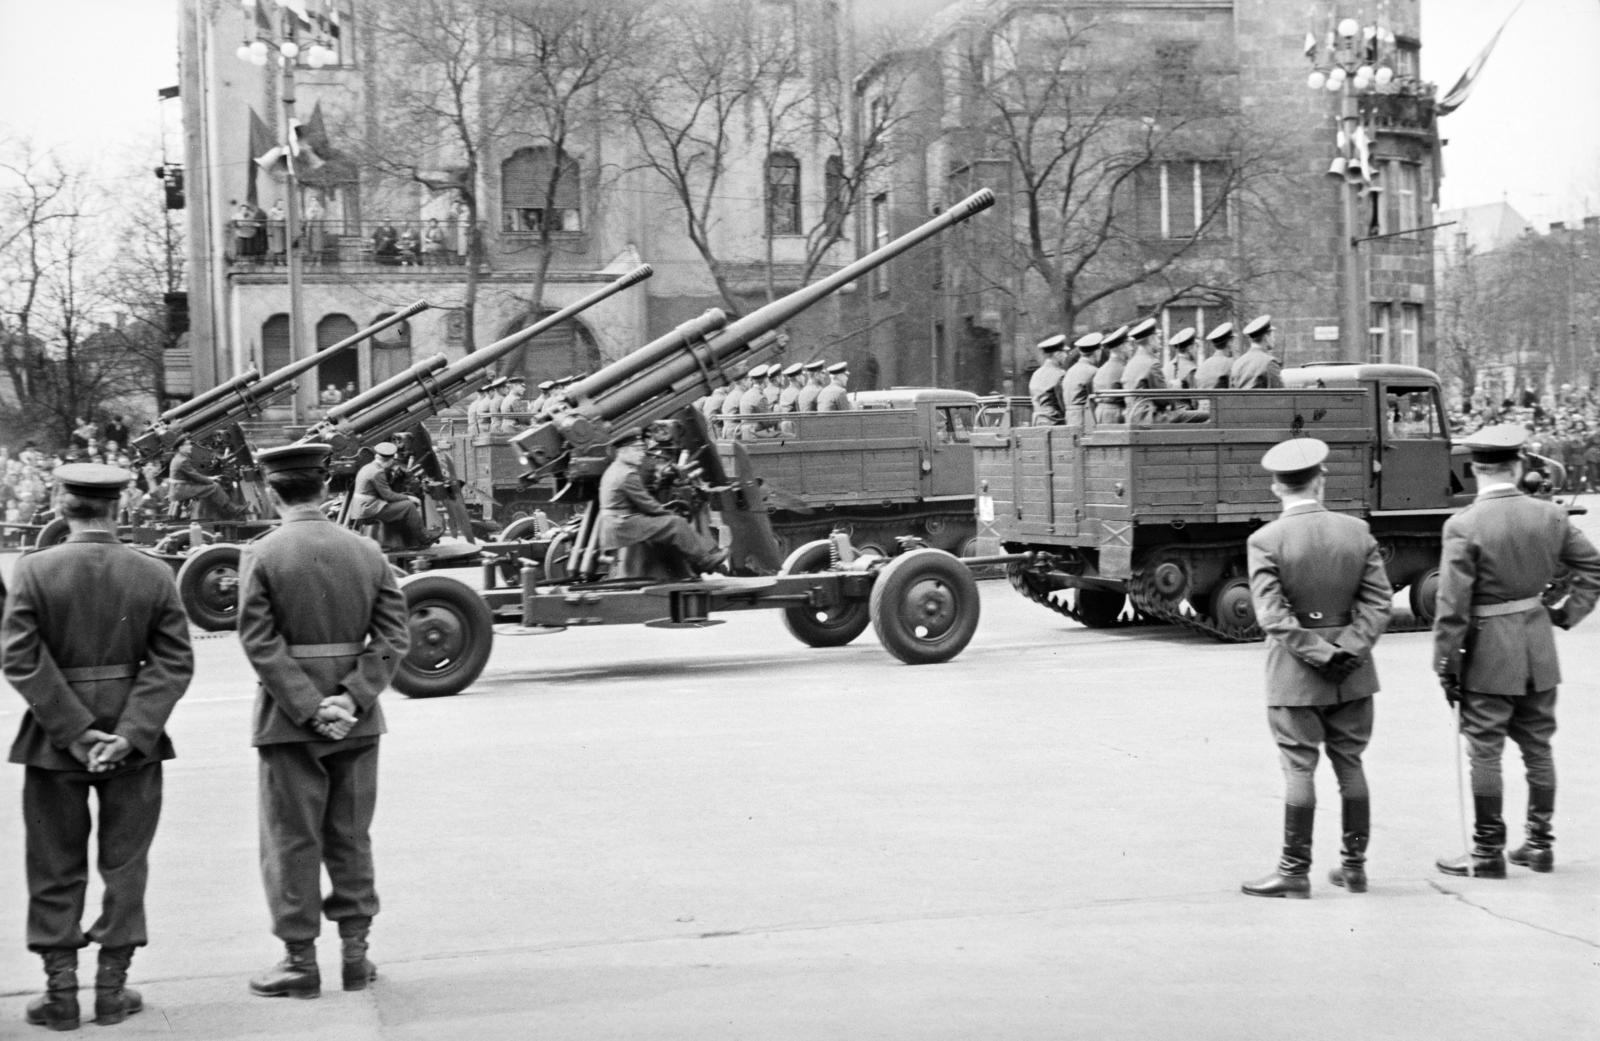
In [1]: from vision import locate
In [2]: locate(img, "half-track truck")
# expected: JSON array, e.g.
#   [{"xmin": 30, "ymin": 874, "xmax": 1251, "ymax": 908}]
[
  {"xmin": 713, "ymin": 387, "xmax": 981, "ymax": 558},
  {"xmin": 973, "ymin": 362, "xmax": 1576, "ymax": 641},
  {"xmin": 168, "ymin": 266, "xmax": 654, "ymax": 632},
  {"xmin": 389, "ymin": 189, "xmax": 1005, "ymax": 698}
]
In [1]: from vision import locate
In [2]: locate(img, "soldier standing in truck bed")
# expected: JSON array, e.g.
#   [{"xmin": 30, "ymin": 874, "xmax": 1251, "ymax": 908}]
[
  {"xmin": 817, "ymin": 361, "xmax": 854, "ymax": 411},
  {"xmin": 1230, "ymin": 315, "xmax": 1283, "ymax": 389},
  {"xmin": 1166, "ymin": 328, "xmax": 1198, "ymax": 389},
  {"xmin": 796, "ymin": 360, "xmax": 827, "ymax": 411},
  {"xmin": 1092, "ymin": 325, "xmax": 1130, "ymax": 424},
  {"xmin": 775, "ymin": 363, "xmax": 804, "ymax": 412},
  {"xmin": 720, "ymin": 369, "xmax": 751, "ymax": 437},
  {"xmin": 1121, "ymin": 318, "xmax": 1166, "ymax": 423},
  {"xmin": 1062, "ymin": 332, "xmax": 1103, "ymax": 421},
  {"xmin": 1195, "ymin": 322, "xmax": 1235, "ymax": 389},
  {"xmin": 1028, "ymin": 335, "xmax": 1069, "ymax": 425}
]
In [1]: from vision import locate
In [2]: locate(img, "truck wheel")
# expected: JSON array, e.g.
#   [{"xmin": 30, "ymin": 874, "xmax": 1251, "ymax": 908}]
[
  {"xmin": 869, "ymin": 549, "xmax": 980, "ymax": 664},
  {"xmin": 779, "ymin": 539, "xmax": 870, "ymax": 647},
  {"xmin": 544, "ymin": 529, "xmax": 574, "ymax": 582},
  {"xmin": 394, "ymin": 575, "xmax": 493, "ymax": 698},
  {"xmin": 1076, "ymin": 588, "xmax": 1125, "ymax": 628},
  {"xmin": 1408, "ymin": 567, "xmax": 1440, "ymax": 626},
  {"xmin": 33, "ymin": 517, "xmax": 70, "ymax": 550},
  {"xmin": 1209, "ymin": 577, "xmax": 1258, "ymax": 638},
  {"xmin": 499, "ymin": 515, "xmax": 542, "ymax": 542},
  {"xmin": 177, "ymin": 543, "xmax": 242, "ymax": 631}
]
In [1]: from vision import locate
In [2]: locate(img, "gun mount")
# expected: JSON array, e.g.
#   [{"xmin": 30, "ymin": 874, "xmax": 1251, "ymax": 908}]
[{"xmin": 388, "ymin": 189, "xmax": 1017, "ymax": 700}]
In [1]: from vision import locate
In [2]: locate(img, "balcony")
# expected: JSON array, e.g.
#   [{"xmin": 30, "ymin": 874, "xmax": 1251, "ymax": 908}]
[
  {"xmin": 228, "ymin": 219, "xmax": 487, "ymax": 273},
  {"xmin": 1359, "ymin": 85, "xmax": 1437, "ymax": 137}
]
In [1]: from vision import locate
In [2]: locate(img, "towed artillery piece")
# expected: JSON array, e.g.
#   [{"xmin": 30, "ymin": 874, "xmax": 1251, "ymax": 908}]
[
  {"xmin": 390, "ymin": 189, "xmax": 1010, "ymax": 698},
  {"xmin": 168, "ymin": 265, "xmax": 657, "ymax": 632}
]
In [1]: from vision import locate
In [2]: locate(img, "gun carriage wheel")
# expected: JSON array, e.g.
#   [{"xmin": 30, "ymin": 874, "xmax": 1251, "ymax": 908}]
[
  {"xmin": 869, "ymin": 548, "xmax": 980, "ymax": 664},
  {"xmin": 1408, "ymin": 566, "xmax": 1440, "ymax": 627},
  {"xmin": 394, "ymin": 575, "xmax": 494, "ymax": 698},
  {"xmin": 176, "ymin": 543, "xmax": 243, "ymax": 631},
  {"xmin": 778, "ymin": 539, "xmax": 871, "ymax": 647},
  {"xmin": 1208, "ymin": 575, "xmax": 1258, "ymax": 639}
]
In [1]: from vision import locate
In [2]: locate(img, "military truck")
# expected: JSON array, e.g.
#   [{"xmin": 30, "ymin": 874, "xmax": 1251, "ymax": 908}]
[
  {"xmin": 973, "ymin": 362, "xmax": 1572, "ymax": 641},
  {"xmin": 715, "ymin": 388, "xmax": 980, "ymax": 557}
]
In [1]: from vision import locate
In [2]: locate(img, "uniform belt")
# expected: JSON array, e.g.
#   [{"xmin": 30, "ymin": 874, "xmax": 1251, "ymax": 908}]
[
  {"xmin": 1295, "ymin": 611, "xmax": 1352, "ymax": 628},
  {"xmin": 1471, "ymin": 597, "xmax": 1542, "ymax": 618},
  {"xmin": 59, "ymin": 664, "xmax": 139, "ymax": 682},
  {"xmin": 287, "ymin": 642, "xmax": 366, "ymax": 659}
]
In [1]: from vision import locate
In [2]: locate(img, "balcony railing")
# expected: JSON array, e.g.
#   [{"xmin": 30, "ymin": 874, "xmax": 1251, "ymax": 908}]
[
  {"xmin": 228, "ymin": 219, "xmax": 486, "ymax": 271},
  {"xmin": 1359, "ymin": 86, "xmax": 1437, "ymax": 135}
]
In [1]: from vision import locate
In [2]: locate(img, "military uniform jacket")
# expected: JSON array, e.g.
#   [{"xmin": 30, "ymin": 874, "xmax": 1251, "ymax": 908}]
[
  {"xmin": 1028, "ymin": 361, "xmax": 1066, "ymax": 424},
  {"xmin": 1194, "ymin": 353, "xmax": 1232, "ymax": 389},
  {"xmin": 1061, "ymin": 359, "xmax": 1099, "ymax": 407},
  {"xmin": 1229, "ymin": 347, "xmax": 1282, "ymax": 389},
  {"xmin": 1092, "ymin": 356, "xmax": 1125, "ymax": 394},
  {"xmin": 598, "ymin": 457, "xmax": 670, "ymax": 545},
  {"xmin": 237, "ymin": 508, "xmax": 409, "ymax": 746},
  {"xmin": 351, "ymin": 460, "xmax": 410, "ymax": 521},
  {"xmin": 776, "ymin": 385, "xmax": 801, "ymax": 413},
  {"xmin": 4, "ymin": 532, "xmax": 193, "ymax": 770},
  {"xmin": 1121, "ymin": 349, "xmax": 1165, "ymax": 391},
  {"xmin": 701, "ymin": 388, "xmax": 729, "ymax": 421},
  {"xmin": 1167, "ymin": 355, "xmax": 1197, "ymax": 389},
  {"xmin": 1247, "ymin": 503, "xmax": 1392, "ymax": 706},
  {"xmin": 1433, "ymin": 487, "xmax": 1600, "ymax": 696},
  {"xmin": 817, "ymin": 384, "xmax": 851, "ymax": 411},
  {"xmin": 168, "ymin": 449, "xmax": 218, "ymax": 501},
  {"xmin": 796, "ymin": 383, "xmax": 822, "ymax": 411}
]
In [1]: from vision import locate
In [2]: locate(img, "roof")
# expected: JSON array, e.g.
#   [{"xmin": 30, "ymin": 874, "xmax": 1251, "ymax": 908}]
[
  {"xmin": 1282, "ymin": 363, "xmax": 1442, "ymax": 389},
  {"xmin": 853, "ymin": 388, "xmax": 982, "ymax": 409}
]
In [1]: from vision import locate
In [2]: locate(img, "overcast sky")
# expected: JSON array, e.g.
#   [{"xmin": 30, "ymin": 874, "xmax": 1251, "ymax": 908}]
[{"xmin": 1, "ymin": 0, "xmax": 1595, "ymax": 228}]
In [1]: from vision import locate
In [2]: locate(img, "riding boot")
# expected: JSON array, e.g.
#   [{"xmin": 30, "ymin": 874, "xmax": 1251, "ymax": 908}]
[
  {"xmin": 339, "ymin": 917, "xmax": 378, "ymax": 991},
  {"xmin": 1328, "ymin": 798, "xmax": 1370, "ymax": 893},
  {"xmin": 248, "ymin": 940, "xmax": 320, "ymax": 999},
  {"xmin": 1242, "ymin": 805, "xmax": 1314, "ymax": 899},
  {"xmin": 94, "ymin": 946, "xmax": 143, "ymax": 1025},
  {"xmin": 1508, "ymin": 786, "xmax": 1555, "ymax": 872},
  {"xmin": 24, "ymin": 948, "xmax": 80, "ymax": 1031},
  {"xmin": 1436, "ymin": 795, "xmax": 1508, "ymax": 878}
]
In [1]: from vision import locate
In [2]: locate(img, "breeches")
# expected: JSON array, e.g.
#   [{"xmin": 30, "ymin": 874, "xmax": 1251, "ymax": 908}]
[
  {"xmin": 23, "ymin": 763, "xmax": 163, "ymax": 951},
  {"xmin": 257, "ymin": 741, "xmax": 380, "ymax": 941},
  {"xmin": 602, "ymin": 513, "xmax": 715, "ymax": 563},
  {"xmin": 1268, "ymin": 697, "xmax": 1374, "ymax": 807},
  {"xmin": 1459, "ymin": 688, "xmax": 1557, "ymax": 795},
  {"xmin": 370, "ymin": 499, "xmax": 423, "ymax": 541}
]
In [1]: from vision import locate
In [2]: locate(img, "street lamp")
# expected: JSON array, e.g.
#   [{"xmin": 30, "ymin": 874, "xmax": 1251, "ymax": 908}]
[
  {"xmin": 235, "ymin": 0, "xmax": 340, "ymax": 423},
  {"xmin": 1305, "ymin": 12, "xmax": 1398, "ymax": 363}
]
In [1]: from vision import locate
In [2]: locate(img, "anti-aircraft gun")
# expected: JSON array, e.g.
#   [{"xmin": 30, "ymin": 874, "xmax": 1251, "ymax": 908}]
[
  {"xmin": 389, "ymin": 189, "xmax": 1020, "ymax": 699},
  {"xmin": 171, "ymin": 265, "xmax": 654, "ymax": 632}
]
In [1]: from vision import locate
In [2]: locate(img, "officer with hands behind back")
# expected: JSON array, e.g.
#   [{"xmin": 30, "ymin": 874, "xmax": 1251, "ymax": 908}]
[{"xmin": 1432, "ymin": 424, "xmax": 1600, "ymax": 878}]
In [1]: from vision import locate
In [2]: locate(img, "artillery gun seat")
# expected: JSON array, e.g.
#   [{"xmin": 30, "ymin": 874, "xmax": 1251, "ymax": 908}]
[{"xmin": 352, "ymin": 518, "xmax": 407, "ymax": 552}]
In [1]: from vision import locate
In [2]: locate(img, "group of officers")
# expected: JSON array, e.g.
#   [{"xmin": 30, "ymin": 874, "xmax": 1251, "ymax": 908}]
[
  {"xmin": 463, "ymin": 373, "xmax": 588, "ymax": 435},
  {"xmin": 1028, "ymin": 313, "xmax": 1282, "ymax": 426},
  {"xmin": 700, "ymin": 359, "xmax": 855, "ymax": 439}
]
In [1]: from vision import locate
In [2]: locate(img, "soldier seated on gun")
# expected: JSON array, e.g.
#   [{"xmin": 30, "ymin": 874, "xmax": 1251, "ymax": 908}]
[
  {"xmin": 168, "ymin": 435, "xmax": 244, "ymax": 519},
  {"xmin": 350, "ymin": 442, "xmax": 432, "ymax": 548},
  {"xmin": 598, "ymin": 428, "xmax": 728, "ymax": 576}
]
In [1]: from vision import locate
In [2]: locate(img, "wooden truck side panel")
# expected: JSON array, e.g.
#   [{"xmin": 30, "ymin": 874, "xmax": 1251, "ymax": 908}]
[{"xmin": 718, "ymin": 409, "xmax": 923, "ymax": 505}]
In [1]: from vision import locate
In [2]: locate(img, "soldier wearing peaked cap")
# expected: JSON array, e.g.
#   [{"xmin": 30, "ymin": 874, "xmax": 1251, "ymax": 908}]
[
  {"xmin": 1062, "ymin": 332, "xmax": 1104, "ymax": 419},
  {"xmin": 776, "ymin": 362, "xmax": 805, "ymax": 413},
  {"xmin": 598, "ymin": 429, "xmax": 728, "ymax": 575},
  {"xmin": 1120, "ymin": 319, "xmax": 1167, "ymax": 423},
  {"xmin": 4, "ymin": 463, "xmax": 194, "ymax": 1029},
  {"xmin": 1092, "ymin": 326, "xmax": 1131, "ymax": 424},
  {"xmin": 1242, "ymin": 437, "xmax": 1393, "ymax": 899},
  {"xmin": 719, "ymin": 368, "xmax": 751, "ymax": 438},
  {"xmin": 796, "ymin": 360, "xmax": 827, "ymax": 412},
  {"xmin": 350, "ymin": 441, "xmax": 429, "ymax": 548},
  {"xmin": 1431, "ymin": 424, "xmax": 1600, "ymax": 879},
  {"xmin": 1230, "ymin": 314, "xmax": 1283, "ymax": 389},
  {"xmin": 738, "ymin": 364, "xmax": 774, "ymax": 440},
  {"xmin": 817, "ymin": 361, "xmax": 854, "ymax": 412},
  {"xmin": 1166, "ymin": 328, "xmax": 1198, "ymax": 390},
  {"xmin": 1195, "ymin": 322, "xmax": 1236, "ymax": 390},
  {"xmin": 1029, "ymin": 335, "xmax": 1070, "ymax": 425},
  {"xmin": 494, "ymin": 375, "xmax": 528, "ymax": 432},
  {"xmin": 237, "ymin": 443, "xmax": 410, "ymax": 999}
]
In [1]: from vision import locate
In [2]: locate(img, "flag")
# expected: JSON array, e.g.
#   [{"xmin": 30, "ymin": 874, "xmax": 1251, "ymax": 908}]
[
  {"xmin": 157, "ymin": 84, "xmax": 180, "ymax": 100},
  {"xmin": 1303, "ymin": 31, "xmax": 1317, "ymax": 59},
  {"xmin": 247, "ymin": 107, "xmax": 276, "ymax": 204},
  {"xmin": 1437, "ymin": 1, "xmax": 1524, "ymax": 117}
]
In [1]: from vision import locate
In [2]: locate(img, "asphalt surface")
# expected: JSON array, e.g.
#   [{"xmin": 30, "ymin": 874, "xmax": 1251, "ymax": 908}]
[{"xmin": 0, "ymin": 517, "xmax": 1597, "ymax": 1039}]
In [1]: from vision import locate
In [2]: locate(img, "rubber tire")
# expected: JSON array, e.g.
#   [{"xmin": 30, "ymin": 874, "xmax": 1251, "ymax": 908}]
[
  {"xmin": 34, "ymin": 517, "xmax": 71, "ymax": 550},
  {"xmin": 176, "ymin": 543, "xmax": 243, "ymax": 632},
  {"xmin": 498, "ymin": 516, "xmax": 543, "ymax": 542},
  {"xmin": 779, "ymin": 540, "xmax": 871, "ymax": 648},
  {"xmin": 1210, "ymin": 576, "xmax": 1257, "ymax": 637},
  {"xmin": 1076, "ymin": 588, "xmax": 1125, "ymax": 628},
  {"xmin": 393, "ymin": 574, "xmax": 494, "ymax": 698},
  {"xmin": 543, "ymin": 529, "xmax": 574, "ymax": 583},
  {"xmin": 869, "ymin": 548, "xmax": 981, "ymax": 665},
  {"xmin": 1408, "ymin": 566, "xmax": 1441, "ymax": 627}
]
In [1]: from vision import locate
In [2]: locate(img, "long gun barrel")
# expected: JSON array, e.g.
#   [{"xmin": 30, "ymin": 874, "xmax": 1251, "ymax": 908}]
[
  {"xmin": 514, "ymin": 188, "xmax": 997, "ymax": 470},
  {"xmin": 131, "ymin": 300, "xmax": 432, "ymax": 460},
  {"xmin": 310, "ymin": 264, "xmax": 654, "ymax": 451}
]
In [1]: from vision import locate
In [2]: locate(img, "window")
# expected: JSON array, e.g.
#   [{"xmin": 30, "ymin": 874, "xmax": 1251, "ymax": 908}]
[
  {"xmin": 316, "ymin": 314, "xmax": 359, "ymax": 395},
  {"xmin": 871, "ymin": 193, "xmax": 890, "ymax": 295},
  {"xmin": 262, "ymin": 314, "xmax": 291, "ymax": 373},
  {"xmin": 1155, "ymin": 41, "xmax": 1200, "ymax": 99},
  {"xmin": 766, "ymin": 152, "xmax": 801, "ymax": 236},
  {"xmin": 823, "ymin": 155, "xmax": 846, "ymax": 231},
  {"xmin": 1385, "ymin": 386, "xmax": 1443, "ymax": 439},
  {"xmin": 937, "ymin": 406, "xmax": 974, "ymax": 444},
  {"xmin": 1369, "ymin": 302, "xmax": 1392, "ymax": 363},
  {"xmin": 370, "ymin": 313, "xmax": 413, "ymax": 384},
  {"xmin": 1134, "ymin": 161, "xmax": 1230, "ymax": 239},
  {"xmin": 304, "ymin": 1, "xmax": 355, "ymax": 68},
  {"xmin": 501, "ymin": 147, "xmax": 581, "ymax": 234},
  {"xmin": 1162, "ymin": 304, "xmax": 1209, "ymax": 345},
  {"xmin": 1400, "ymin": 303, "xmax": 1421, "ymax": 367},
  {"xmin": 1389, "ymin": 161, "xmax": 1420, "ymax": 239}
]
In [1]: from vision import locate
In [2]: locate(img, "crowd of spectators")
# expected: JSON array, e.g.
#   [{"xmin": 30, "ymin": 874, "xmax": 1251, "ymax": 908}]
[
  {"xmin": 1, "ymin": 413, "xmax": 168, "ymax": 547},
  {"xmin": 1449, "ymin": 388, "xmax": 1600, "ymax": 493}
]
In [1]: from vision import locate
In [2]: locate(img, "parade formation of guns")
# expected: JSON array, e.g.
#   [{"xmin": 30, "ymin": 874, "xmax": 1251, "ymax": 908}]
[{"xmin": 389, "ymin": 188, "xmax": 1011, "ymax": 698}]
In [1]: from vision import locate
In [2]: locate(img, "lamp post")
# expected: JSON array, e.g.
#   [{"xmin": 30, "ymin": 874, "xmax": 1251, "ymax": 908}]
[
  {"xmin": 236, "ymin": 0, "xmax": 339, "ymax": 423},
  {"xmin": 1306, "ymin": 14, "xmax": 1397, "ymax": 363}
]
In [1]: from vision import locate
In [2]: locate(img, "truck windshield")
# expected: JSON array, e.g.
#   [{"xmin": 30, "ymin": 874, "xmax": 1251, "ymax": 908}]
[{"xmin": 1385, "ymin": 387, "xmax": 1444, "ymax": 439}]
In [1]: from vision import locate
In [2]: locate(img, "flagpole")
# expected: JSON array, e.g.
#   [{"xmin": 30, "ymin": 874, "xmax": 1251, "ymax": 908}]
[{"xmin": 278, "ymin": 6, "xmax": 308, "ymax": 426}]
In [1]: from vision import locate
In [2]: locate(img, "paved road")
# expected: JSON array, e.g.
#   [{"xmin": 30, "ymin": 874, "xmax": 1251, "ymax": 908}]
[{"xmin": 1, "ymin": 518, "xmax": 1597, "ymax": 1038}]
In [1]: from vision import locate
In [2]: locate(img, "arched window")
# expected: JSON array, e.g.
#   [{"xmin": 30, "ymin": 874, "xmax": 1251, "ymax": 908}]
[
  {"xmin": 501, "ymin": 147, "xmax": 582, "ymax": 233},
  {"xmin": 262, "ymin": 314, "xmax": 291, "ymax": 373},
  {"xmin": 766, "ymin": 151, "xmax": 801, "ymax": 235},
  {"xmin": 370, "ymin": 313, "xmax": 414, "ymax": 384},
  {"xmin": 823, "ymin": 154, "xmax": 845, "ymax": 230},
  {"xmin": 493, "ymin": 310, "xmax": 600, "ymax": 384},
  {"xmin": 316, "ymin": 313, "xmax": 360, "ymax": 398}
]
